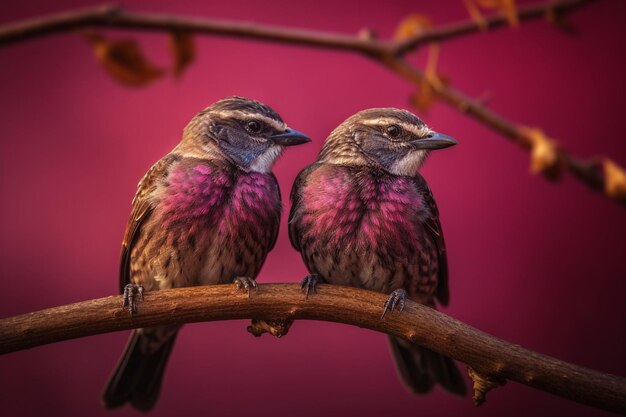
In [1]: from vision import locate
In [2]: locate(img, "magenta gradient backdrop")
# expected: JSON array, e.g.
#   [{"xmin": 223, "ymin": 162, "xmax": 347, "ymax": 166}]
[{"xmin": 1, "ymin": 1, "xmax": 625, "ymax": 416}]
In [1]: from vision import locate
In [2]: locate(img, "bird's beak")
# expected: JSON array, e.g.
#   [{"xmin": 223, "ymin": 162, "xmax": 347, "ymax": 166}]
[
  {"xmin": 270, "ymin": 128, "xmax": 311, "ymax": 146},
  {"xmin": 411, "ymin": 132, "xmax": 458, "ymax": 150}
]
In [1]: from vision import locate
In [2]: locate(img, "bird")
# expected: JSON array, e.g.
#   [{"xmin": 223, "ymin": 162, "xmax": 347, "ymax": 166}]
[
  {"xmin": 288, "ymin": 107, "xmax": 466, "ymax": 396},
  {"xmin": 102, "ymin": 96, "xmax": 310, "ymax": 410}
]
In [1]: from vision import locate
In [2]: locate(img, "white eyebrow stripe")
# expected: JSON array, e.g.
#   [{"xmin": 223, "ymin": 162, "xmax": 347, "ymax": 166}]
[
  {"xmin": 400, "ymin": 122, "xmax": 431, "ymax": 137},
  {"xmin": 361, "ymin": 118, "xmax": 431, "ymax": 137},
  {"xmin": 212, "ymin": 110, "xmax": 286, "ymax": 131},
  {"xmin": 361, "ymin": 117, "xmax": 398, "ymax": 126}
]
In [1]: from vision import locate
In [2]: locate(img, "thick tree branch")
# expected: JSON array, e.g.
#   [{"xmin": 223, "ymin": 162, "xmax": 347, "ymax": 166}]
[
  {"xmin": 0, "ymin": 284, "xmax": 624, "ymax": 414},
  {"xmin": 0, "ymin": 0, "xmax": 619, "ymax": 205}
]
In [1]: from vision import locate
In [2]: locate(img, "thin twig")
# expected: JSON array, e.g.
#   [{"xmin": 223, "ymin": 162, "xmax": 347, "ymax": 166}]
[
  {"xmin": 392, "ymin": 0, "xmax": 596, "ymax": 55},
  {"xmin": 0, "ymin": 4, "xmax": 391, "ymax": 55},
  {"xmin": 0, "ymin": 0, "xmax": 620, "ymax": 205},
  {"xmin": 0, "ymin": 284, "xmax": 624, "ymax": 414}
]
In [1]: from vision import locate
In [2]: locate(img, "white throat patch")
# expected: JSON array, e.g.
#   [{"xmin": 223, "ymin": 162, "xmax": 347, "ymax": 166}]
[
  {"xmin": 390, "ymin": 150, "xmax": 429, "ymax": 176},
  {"xmin": 249, "ymin": 145, "xmax": 283, "ymax": 173}
]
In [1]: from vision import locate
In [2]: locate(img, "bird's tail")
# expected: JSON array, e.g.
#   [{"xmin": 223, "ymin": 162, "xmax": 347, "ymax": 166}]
[
  {"xmin": 388, "ymin": 336, "xmax": 466, "ymax": 396},
  {"xmin": 102, "ymin": 328, "xmax": 178, "ymax": 411}
]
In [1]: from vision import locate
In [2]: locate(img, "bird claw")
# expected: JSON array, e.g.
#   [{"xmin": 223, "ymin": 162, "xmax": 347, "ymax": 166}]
[
  {"xmin": 301, "ymin": 274, "xmax": 321, "ymax": 300},
  {"xmin": 122, "ymin": 283, "xmax": 144, "ymax": 317},
  {"xmin": 381, "ymin": 289, "xmax": 408, "ymax": 319},
  {"xmin": 234, "ymin": 276, "xmax": 258, "ymax": 298}
]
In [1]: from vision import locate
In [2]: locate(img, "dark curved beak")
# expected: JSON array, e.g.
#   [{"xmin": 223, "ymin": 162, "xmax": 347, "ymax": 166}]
[
  {"xmin": 270, "ymin": 128, "xmax": 311, "ymax": 146},
  {"xmin": 412, "ymin": 132, "xmax": 458, "ymax": 150}
]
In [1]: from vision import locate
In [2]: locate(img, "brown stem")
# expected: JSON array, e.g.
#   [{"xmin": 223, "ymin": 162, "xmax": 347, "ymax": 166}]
[{"xmin": 0, "ymin": 284, "xmax": 624, "ymax": 414}]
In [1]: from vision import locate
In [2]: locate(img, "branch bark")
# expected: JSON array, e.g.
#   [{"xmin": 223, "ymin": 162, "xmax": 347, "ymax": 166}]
[
  {"xmin": 0, "ymin": 284, "xmax": 624, "ymax": 414},
  {"xmin": 0, "ymin": 0, "xmax": 622, "ymax": 206}
]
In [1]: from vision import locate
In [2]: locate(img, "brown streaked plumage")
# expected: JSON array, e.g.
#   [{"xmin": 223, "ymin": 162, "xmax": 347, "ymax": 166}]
[
  {"xmin": 103, "ymin": 96, "xmax": 310, "ymax": 411},
  {"xmin": 288, "ymin": 108, "xmax": 465, "ymax": 396}
]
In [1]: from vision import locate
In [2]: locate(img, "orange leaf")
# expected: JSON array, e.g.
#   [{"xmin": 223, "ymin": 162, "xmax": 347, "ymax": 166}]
[
  {"xmin": 410, "ymin": 81, "xmax": 438, "ymax": 112},
  {"xmin": 425, "ymin": 44, "xmax": 442, "ymax": 82},
  {"xmin": 85, "ymin": 31, "xmax": 164, "ymax": 87},
  {"xmin": 463, "ymin": 0, "xmax": 488, "ymax": 30},
  {"xmin": 410, "ymin": 76, "xmax": 450, "ymax": 112},
  {"xmin": 394, "ymin": 14, "xmax": 433, "ymax": 40},
  {"xmin": 498, "ymin": 0, "xmax": 519, "ymax": 27},
  {"xmin": 521, "ymin": 126, "xmax": 562, "ymax": 179},
  {"xmin": 168, "ymin": 31, "xmax": 196, "ymax": 78},
  {"xmin": 603, "ymin": 159, "xmax": 626, "ymax": 200},
  {"xmin": 466, "ymin": 0, "xmax": 518, "ymax": 28},
  {"xmin": 410, "ymin": 44, "xmax": 449, "ymax": 112}
]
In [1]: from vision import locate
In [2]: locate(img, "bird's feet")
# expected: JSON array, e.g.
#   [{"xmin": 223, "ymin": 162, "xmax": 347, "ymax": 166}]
[
  {"xmin": 381, "ymin": 289, "xmax": 408, "ymax": 319},
  {"xmin": 122, "ymin": 283, "xmax": 144, "ymax": 317},
  {"xmin": 234, "ymin": 276, "xmax": 258, "ymax": 298},
  {"xmin": 301, "ymin": 274, "xmax": 322, "ymax": 299}
]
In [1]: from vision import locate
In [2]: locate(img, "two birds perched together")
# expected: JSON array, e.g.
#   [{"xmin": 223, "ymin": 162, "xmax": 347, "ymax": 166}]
[{"xmin": 103, "ymin": 96, "xmax": 464, "ymax": 410}]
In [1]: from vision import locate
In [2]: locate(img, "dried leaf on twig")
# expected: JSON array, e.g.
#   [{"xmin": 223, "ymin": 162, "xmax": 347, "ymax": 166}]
[
  {"xmin": 168, "ymin": 31, "xmax": 196, "ymax": 78},
  {"xmin": 84, "ymin": 31, "xmax": 164, "ymax": 87},
  {"xmin": 410, "ymin": 83, "xmax": 437, "ymax": 112},
  {"xmin": 394, "ymin": 14, "xmax": 432, "ymax": 40},
  {"xmin": 603, "ymin": 158, "xmax": 626, "ymax": 200},
  {"xmin": 464, "ymin": 0, "xmax": 519, "ymax": 29},
  {"xmin": 464, "ymin": 0, "xmax": 488, "ymax": 29},
  {"xmin": 520, "ymin": 126, "xmax": 563, "ymax": 180},
  {"xmin": 410, "ymin": 43, "xmax": 449, "ymax": 112}
]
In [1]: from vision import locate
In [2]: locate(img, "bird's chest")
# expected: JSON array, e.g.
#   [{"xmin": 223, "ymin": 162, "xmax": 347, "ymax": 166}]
[
  {"xmin": 299, "ymin": 167, "xmax": 429, "ymax": 262},
  {"xmin": 157, "ymin": 163, "xmax": 280, "ymax": 284}
]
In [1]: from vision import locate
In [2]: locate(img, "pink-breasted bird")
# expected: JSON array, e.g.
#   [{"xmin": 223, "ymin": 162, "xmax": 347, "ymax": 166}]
[
  {"xmin": 288, "ymin": 108, "xmax": 465, "ymax": 396},
  {"xmin": 102, "ymin": 96, "xmax": 310, "ymax": 410}
]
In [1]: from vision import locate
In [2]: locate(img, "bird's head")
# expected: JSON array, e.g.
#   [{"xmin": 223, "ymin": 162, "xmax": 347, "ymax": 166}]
[
  {"xmin": 319, "ymin": 108, "xmax": 457, "ymax": 176},
  {"xmin": 177, "ymin": 96, "xmax": 310, "ymax": 172}
]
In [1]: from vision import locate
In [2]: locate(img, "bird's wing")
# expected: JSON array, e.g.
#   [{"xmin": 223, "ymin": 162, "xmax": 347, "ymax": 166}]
[
  {"xmin": 414, "ymin": 175, "xmax": 450, "ymax": 306},
  {"xmin": 119, "ymin": 155, "xmax": 178, "ymax": 293},
  {"xmin": 288, "ymin": 163, "xmax": 320, "ymax": 252},
  {"xmin": 267, "ymin": 172, "xmax": 282, "ymax": 251}
]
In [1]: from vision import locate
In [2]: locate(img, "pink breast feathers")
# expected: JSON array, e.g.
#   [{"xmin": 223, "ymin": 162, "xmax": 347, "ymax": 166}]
[
  {"xmin": 300, "ymin": 166, "xmax": 428, "ymax": 257},
  {"xmin": 159, "ymin": 161, "xmax": 280, "ymax": 243}
]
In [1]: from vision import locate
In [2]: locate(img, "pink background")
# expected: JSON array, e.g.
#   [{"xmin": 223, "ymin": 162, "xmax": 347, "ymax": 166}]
[{"xmin": 1, "ymin": 1, "xmax": 625, "ymax": 416}]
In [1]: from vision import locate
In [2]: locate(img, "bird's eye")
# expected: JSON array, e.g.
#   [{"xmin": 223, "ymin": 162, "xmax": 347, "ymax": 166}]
[
  {"xmin": 246, "ymin": 120, "xmax": 262, "ymax": 133},
  {"xmin": 386, "ymin": 124, "xmax": 402, "ymax": 138}
]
